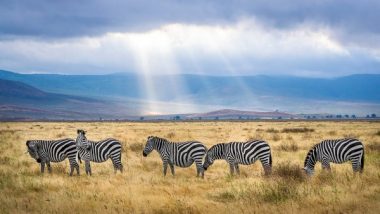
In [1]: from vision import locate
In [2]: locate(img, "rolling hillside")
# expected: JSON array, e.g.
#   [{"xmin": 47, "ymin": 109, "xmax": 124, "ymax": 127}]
[
  {"xmin": 1, "ymin": 70, "xmax": 380, "ymax": 118},
  {"xmin": 0, "ymin": 79, "xmax": 139, "ymax": 120},
  {"xmin": 1, "ymin": 70, "xmax": 380, "ymax": 102}
]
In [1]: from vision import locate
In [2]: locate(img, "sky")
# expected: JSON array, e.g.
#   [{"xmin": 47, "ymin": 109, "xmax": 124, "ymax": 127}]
[{"xmin": 0, "ymin": 0, "xmax": 380, "ymax": 77}]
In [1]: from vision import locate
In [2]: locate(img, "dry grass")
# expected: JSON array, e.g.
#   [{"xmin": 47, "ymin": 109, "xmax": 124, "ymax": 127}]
[
  {"xmin": 278, "ymin": 142, "xmax": 299, "ymax": 152},
  {"xmin": 0, "ymin": 121, "xmax": 380, "ymax": 213},
  {"xmin": 281, "ymin": 127, "xmax": 315, "ymax": 133}
]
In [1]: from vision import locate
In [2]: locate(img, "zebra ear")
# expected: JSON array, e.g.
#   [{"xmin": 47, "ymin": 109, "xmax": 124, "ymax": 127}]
[
  {"xmin": 26, "ymin": 140, "xmax": 30, "ymax": 147},
  {"xmin": 77, "ymin": 129, "xmax": 81, "ymax": 134}
]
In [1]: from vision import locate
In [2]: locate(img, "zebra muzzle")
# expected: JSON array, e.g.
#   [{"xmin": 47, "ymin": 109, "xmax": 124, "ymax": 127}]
[
  {"xmin": 36, "ymin": 158, "xmax": 41, "ymax": 163},
  {"xmin": 142, "ymin": 152, "xmax": 147, "ymax": 157}
]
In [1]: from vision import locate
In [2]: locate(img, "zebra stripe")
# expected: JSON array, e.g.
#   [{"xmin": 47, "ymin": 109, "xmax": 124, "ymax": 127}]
[
  {"xmin": 203, "ymin": 140, "xmax": 272, "ymax": 175},
  {"xmin": 76, "ymin": 130, "xmax": 123, "ymax": 175},
  {"xmin": 142, "ymin": 136, "xmax": 207, "ymax": 178},
  {"xmin": 304, "ymin": 138, "xmax": 364, "ymax": 175},
  {"xmin": 26, "ymin": 138, "xmax": 80, "ymax": 176}
]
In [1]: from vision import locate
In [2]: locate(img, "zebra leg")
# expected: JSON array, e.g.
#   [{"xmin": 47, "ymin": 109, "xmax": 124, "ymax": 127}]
[
  {"xmin": 235, "ymin": 163, "xmax": 240, "ymax": 175},
  {"xmin": 322, "ymin": 159, "xmax": 331, "ymax": 172},
  {"xmin": 111, "ymin": 158, "xmax": 118, "ymax": 174},
  {"xmin": 351, "ymin": 157, "xmax": 361, "ymax": 173},
  {"xmin": 40, "ymin": 162, "xmax": 45, "ymax": 173},
  {"xmin": 195, "ymin": 160, "xmax": 204, "ymax": 178},
  {"xmin": 75, "ymin": 162, "xmax": 80, "ymax": 176},
  {"xmin": 85, "ymin": 160, "xmax": 92, "ymax": 176},
  {"xmin": 162, "ymin": 160, "xmax": 168, "ymax": 176},
  {"xmin": 229, "ymin": 163, "xmax": 235, "ymax": 175},
  {"xmin": 119, "ymin": 164, "xmax": 123, "ymax": 173},
  {"xmin": 169, "ymin": 163, "xmax": 175, "ymax": 176},
  {"xmin": 69, "ymin": 164, "xmax": 74, "ymax": 176},
  {"xmin": 47, "ymin": 162, "xmax": 52, "ymax": 173},
  {"xmin": 68, "ymin": 160, "xmax": 78, "ymax": 176},
  {"xmin": 259, "ymin": 157, "xmax": 272, "ymax": 175},
  {"xmin": 113, "ymin": 156, "xmax": 123, "ymax": 173}
]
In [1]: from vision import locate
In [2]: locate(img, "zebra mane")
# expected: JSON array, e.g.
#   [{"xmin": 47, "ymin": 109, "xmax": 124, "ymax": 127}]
[
  {"xmin": 77, "ymin": 129, "xmax": 86, "ymax": 135},
  {"xmin": 209, "ymin": 143, "xmax": 226, "ymax": 154},
  {"xmin": 304, "ymin": 146, "xmax": 317, "ymax": 167},
  {"xmin": 149, "ymin": 136, "xmax": 168, "ymax": 142}
]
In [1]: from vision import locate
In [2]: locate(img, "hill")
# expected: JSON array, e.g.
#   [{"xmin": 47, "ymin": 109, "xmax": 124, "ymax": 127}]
[
  {"xmin": 1, "ymin": 70, "xmax": 380, "ymax": 116},
  {"xmin": 0, "ymin": 79, "xmax": 138, "ymax": 120},
  {"xmin": 186, "ymin": 109, "xmax": 294, "ymax": 119}
]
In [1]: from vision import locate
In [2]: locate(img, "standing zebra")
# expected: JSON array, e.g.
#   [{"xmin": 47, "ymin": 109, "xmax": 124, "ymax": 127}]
[
  {"xmin": 142, "ymin": 136, "xmax": 207, "ymax": 178},
  {"xmin": 203, "ymin": 140, "xmax": 272, "ymax": 175},
  {"xmin": 26, "ymin": 139, "xmax": 81, "ymax": 176},
  {"xmin": 76, "ymin": 130, "xmax": 123, "ymax": 175},
  {"xmin": 304, "ymin": 138, "xmax": 364, "ymax": 175}
]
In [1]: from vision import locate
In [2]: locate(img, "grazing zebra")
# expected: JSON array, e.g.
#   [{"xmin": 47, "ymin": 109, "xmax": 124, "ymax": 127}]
[
  {"xmin": 304, "ymin": 138, "xmax": 364, "ymax": 175},
  {"xmin": 142, "ymin": 136, "xmax": 207, "ymax": 178},
  {"xmin": 76, "ymin": 130, "xmax": 123, "ymax": 175},
  {"xmin": 26, "ymin": 139, "xmax": 81, "ymax": 176},
  {"xmin": 203, "ymin": 140, "xmax": 272, "ymax": 175}
]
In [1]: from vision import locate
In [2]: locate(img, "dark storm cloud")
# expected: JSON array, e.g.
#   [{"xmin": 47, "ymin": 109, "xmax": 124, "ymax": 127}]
[{"xmin": 0, "ymin": 0, "xmax": 379, "ymax": 38}]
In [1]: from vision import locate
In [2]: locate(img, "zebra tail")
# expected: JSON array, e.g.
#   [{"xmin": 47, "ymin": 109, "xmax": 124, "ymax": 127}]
[
  {"xmin": 269, "ymin": 152, "xmax": 273, "ymax": 167},
  {"xmin": 360, "ymin": 151, "xmax": 364, "ymax": 172},
  {"xmin": 76, "ymin": 152, "xmax": 82, "ymax": 164}
]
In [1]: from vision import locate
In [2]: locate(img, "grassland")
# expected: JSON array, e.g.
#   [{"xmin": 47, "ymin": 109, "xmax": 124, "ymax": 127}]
[{"xmin": 0, "ymin": 121, "xmax": 379, "ymax": 213}]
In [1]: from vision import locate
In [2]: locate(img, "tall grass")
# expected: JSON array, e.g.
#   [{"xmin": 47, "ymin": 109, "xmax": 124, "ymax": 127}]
[{"xmin": 0, "ymin": 121, "xmax": 379, "ymax": 213}]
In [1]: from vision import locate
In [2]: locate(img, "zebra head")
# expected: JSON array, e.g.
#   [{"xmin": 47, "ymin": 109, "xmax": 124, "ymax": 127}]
[
  {"xmin": 303, "ymin": 147, "xmax": 317, "ymax": 176},
  {"xmin": 76, "ymin": 129, "xmax": 90, "ymax": 149},
  {"xmin": 26, "ymin": 140, "xmax": 41, "ymax": 163},
  {"xmin": 143, "ymin": 136, "xmax": 155, "ymax": 157},
  {"xmin": 203, "ymin": 145, "xmax": 219, "ymax": 170}
]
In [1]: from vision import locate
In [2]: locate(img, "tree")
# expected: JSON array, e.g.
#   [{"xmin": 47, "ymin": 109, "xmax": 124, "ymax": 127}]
[
  {"xmin": 351, "ymin": 115, "xmax": 356, "ymax": 119},
  {"xmin": 174, "ymin": 115, "xmax": 181, "ymax": 120},
  {"xmin": 140, "ymin": 116, "xmax": 144, "ymax": 121},
  {"xmin": 371, "ymin": 114, "xmax": 377, "ymax": 118}
]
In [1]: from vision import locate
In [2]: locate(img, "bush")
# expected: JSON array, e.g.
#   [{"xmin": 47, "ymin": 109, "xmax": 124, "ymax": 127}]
[
  {"xmin": 266, "ymin": 128, "xmax": 279, "ymax": 133},
  {"xmin": 271, "ymin": 133, "xmax": 282, "ymax": 141},
  {"xmin": 166, "ymin": 132, "xmax": 175, "ymax": 138},
  {"xmin": 367, "ymin": 142, "xmax": 380, "ymax": 152},
  {"xmin": 278, "ymin": 142, "xmax": 299, "ymax": 152},
  {"xmin": 281, "ymin": 127, "xmax": 314, "ymax": 133},
  {"xmin": 273, "ymin": 162, "xmax": 306, "ymax": 182},
  {"xmin": 129, "ymin": 143, "xmax": 143, "ymax": 152},
  {"xmin": 258, "ymin": 181, "xmax": 300, "ymax": 203}
]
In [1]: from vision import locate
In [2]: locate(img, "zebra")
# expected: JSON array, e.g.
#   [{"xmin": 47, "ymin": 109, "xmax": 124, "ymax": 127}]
[
  {"xmin": 76, "ymin": 129, "xmax": 123, "ymax": 175},
  {"xmin": 203, "ymin": 140, "xmax": 272, "ymax": 175},
  {"xmin": 304, "ymin": 138, "xmax": 364, "ymax": 175},
  {"xmin": 26, "ymin": 138, "xmax": 81, "ymax": 176},
  {"xmin": 142, "ymin": 136, "xmax": 207, "ymax": 178}
]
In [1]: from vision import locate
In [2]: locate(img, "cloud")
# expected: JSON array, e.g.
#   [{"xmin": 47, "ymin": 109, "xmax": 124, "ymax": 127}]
[
  {"xmin": 1, "ymin": 0, "xmax": 379, "ymax": 39},
  {"xmin": 0, "ymin": 18, "xmax": 379, "ymax": 76}
]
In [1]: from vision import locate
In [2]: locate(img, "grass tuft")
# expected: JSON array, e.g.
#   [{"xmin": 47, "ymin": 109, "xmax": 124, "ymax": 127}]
[
  {"xmin": 129, "ymin": 143, "xmax": 144, "ymax": 153},
  {"xmin": 266, "ymin": 128, "xmax": 279, "ymax": 133},
  {"xmin": 281, "ymin": 127, "xmax": 315, "ymax": 133},
  {"xmin": 273, "ymin": 162, "xmax": 306, "ymax": 182},
  {"xmin": 366, "ymin": 142, "xmax": 380, "ymax": 153},
  {"xmin": 278, "ymin": 142, "xmax": 299, "ymax": 152}
]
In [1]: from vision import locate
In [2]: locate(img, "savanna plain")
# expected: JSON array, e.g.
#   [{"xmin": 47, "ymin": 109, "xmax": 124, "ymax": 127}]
[{"xmin": 0, "ymin": 121, "xmax": 380, "ymax": 214}]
